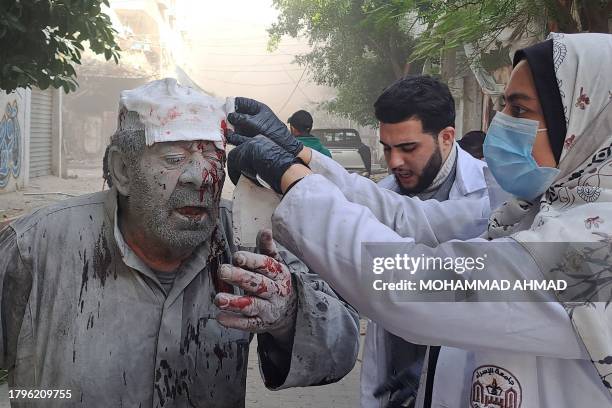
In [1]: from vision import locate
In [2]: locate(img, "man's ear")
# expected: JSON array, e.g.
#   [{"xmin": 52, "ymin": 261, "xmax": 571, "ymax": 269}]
[
  {"xmin": 107, "ymin": 146, "xmax": 131, "ymax": 196},
  {"xmin": 439, "ymin": 126, "xmax": 456, "ymax": 148}
]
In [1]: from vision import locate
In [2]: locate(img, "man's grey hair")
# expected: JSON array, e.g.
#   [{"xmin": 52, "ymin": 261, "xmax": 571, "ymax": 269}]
[{"xmin": 102, "ymin": 129, "xmax": 146, "ymax": 188}]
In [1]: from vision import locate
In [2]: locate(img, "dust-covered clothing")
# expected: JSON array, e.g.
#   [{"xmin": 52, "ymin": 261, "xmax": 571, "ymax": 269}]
[{"xmin": 0, "ymin": 189, "xmax": 359, "ymax": 407}]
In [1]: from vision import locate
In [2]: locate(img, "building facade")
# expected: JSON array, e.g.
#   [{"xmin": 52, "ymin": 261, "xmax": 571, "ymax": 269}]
[{"xmin": 0, "ymin": 87, "xmax": 63, "ymax": 193}]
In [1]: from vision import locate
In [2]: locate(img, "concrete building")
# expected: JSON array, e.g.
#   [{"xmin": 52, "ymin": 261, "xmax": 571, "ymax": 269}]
[{"xmin": 61, "ymin": 0, "xmax": 193, "ymax": 166}]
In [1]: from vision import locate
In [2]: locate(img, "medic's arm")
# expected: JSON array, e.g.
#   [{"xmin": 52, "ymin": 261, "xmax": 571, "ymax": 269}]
[
  {"xmin": 0, "ymin": 226, "xmax": 33, "ymax": 370},
  {"xmin": 272, "ymin": 175, "xmax": 588, "ymax": 360},
  {"xmin": 307, "ymin": 150, "xmax": 490, "ymax": 244},
  {"xmin": 257, "ymin": 244, "xmax": 360, "ymax": 390}
]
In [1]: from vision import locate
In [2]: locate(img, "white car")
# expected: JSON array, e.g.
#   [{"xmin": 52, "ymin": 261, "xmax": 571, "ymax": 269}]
[{"xmin": 311, "ymin": 128, "xmax": 371, "ymax": 176}]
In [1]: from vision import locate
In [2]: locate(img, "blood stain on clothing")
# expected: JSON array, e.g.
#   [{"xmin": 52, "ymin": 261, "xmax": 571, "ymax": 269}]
[
  {"xmin": 182, "ymin": 320, "xmax": 202, "ymax": 355},
  {"xmin": 79, "ymin": 249, "xmax": 89, "ymax": 309},
  {"xmin": 213, "ymin": 343, "xmax": 228, "ymax": 374},
  {"xmin": 93, "ymin": 227, "xmax": 113, "ymax": 285},
  {"xmin": 86, "ymin": 313, "xmax": 95, "ymax": 329},
  {"xmin": 236, "ymin": 340, "xmax": 248, "ymax": 373},
  {"xmin": 167, "ymin": 107, "xmax": 182, "ymax": 120}
]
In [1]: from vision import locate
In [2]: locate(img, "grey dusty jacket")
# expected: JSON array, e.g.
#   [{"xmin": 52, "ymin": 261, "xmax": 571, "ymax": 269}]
[{"xmin": 0, "ymin": 189, "xmax": 359, "ymax": 408}]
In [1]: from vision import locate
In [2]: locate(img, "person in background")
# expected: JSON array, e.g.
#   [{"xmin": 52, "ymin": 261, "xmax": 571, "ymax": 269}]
[
  {"xmin": 458, "ymin": 130, "xmax": 486, "ymax": 160},
  {"xmin": 366, "ymin": 75, "xmax": 489, "ymax": 408},
  {"xmin": 288, "ymin": 109, "xmax": 332, "ymax": 157}
]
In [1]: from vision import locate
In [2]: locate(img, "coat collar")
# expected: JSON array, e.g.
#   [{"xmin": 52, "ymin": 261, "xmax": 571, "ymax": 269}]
[{"xmin": 452, "ymin": 144, "xmax": 488, "ymax": 197}]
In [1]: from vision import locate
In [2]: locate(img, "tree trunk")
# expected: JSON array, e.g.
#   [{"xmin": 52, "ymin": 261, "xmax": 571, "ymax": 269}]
[
  {"xmin": 577, "ymin": 0, "xmax": 612, "ymax": 33},
  {"xmin": 545, "ymin": 0, "xmax": 579, "ymax": 33},
  {"xmin": 387, "ymin": 37, "xmax": 405, "ymax": 79}
]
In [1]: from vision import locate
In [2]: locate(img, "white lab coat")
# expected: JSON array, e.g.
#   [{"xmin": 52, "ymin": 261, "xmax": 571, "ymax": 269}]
[
  {"xmin": 271, "ymin": 151, "xmax": 612, "ymax": 408},
  {"xmin": 362, "ymin": 146, "xmax": 490, "ymax": 408}
]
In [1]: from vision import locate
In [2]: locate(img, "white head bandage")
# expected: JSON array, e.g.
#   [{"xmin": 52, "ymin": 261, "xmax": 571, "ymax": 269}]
[{"xmin": 117, "ymin": 78, "xmax": 234, "ymax": 150}]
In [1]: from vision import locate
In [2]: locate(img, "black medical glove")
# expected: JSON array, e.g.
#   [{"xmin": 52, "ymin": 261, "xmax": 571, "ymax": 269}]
[
  {"xmin": 227, "ymin": 135, "xmax": 302, "ymax": 194},
  {"xmin": 373, "ymin": 367, "xmax": 419, "ymax": 408},
  {"xmin": 226, "ymin": 130, "xmax": 250, "ymax": 147},
  {"xmin": 227, "ymin": 97, "xmax": 304, "ymax": 156}
]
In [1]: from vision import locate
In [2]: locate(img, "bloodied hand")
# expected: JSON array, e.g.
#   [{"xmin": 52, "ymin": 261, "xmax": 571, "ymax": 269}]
[{"xmin": 214, "ymin": 229, "xmax": 297, "ymax": 340}]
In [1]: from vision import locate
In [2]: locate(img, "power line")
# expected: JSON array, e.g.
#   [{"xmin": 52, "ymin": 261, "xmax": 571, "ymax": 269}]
[{"xmin": 279, "ymin": 65, "xmax": 308, "ymax": 111}]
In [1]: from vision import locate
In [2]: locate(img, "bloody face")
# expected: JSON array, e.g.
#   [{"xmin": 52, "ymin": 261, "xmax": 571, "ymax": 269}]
[{"xmin": 127, "ymin": 140, "xmax": 226, "ymax": 249}]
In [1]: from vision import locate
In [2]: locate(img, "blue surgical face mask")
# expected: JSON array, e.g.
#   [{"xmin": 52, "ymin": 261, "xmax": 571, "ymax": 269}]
[{"xmin": 484, "ymin": 111, "xmax": 559, "ymax": 200}]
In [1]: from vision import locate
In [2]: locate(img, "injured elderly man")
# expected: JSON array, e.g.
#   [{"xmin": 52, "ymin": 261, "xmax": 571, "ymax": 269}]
[{"xmin": 0, "ymin": 78, "xmax": 359, "ymax": 407}]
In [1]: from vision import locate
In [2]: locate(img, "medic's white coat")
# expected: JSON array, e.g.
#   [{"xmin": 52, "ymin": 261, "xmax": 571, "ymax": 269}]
[
  {"xmin": 362, "ymin": 146, "xmax": 490, "ymax": 408},
  {"xmin": 272, "ymin": 151, "xmax": 612, "ymax": 408}
]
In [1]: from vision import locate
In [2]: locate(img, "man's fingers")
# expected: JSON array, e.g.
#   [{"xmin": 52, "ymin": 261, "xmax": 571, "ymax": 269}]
[
  {"xmin": 214, "ymin": 293, "xmax": 266, "ymax": 316},
  {"xmin": 226, "ymin": 131, "xmax": 251, "ymax": 146},
  {"xmin": 256, "ymin": 228, "xmax": 279, "ymax": 260},
  {"xmin": 217, "ymin": 312, "xmax": 265, "ymax": 332},
  {"xmin": 233, "ymin": 251, "xmax": 286, "ymax": 280},
  {"xmin": 218, "ymin": 264, "xmax": 278, "ymax": 299}
]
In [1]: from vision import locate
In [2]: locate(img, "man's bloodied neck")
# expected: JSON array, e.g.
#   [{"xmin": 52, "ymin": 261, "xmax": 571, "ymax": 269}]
[{"xmin": 118, "ymin": 141, "xmax": 226, "ymax": 272}]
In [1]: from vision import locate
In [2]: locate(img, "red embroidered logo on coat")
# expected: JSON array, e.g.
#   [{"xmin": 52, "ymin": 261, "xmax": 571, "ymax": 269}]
[{"xmin": 470, "ymin": 365, "xmax": 522, "ymax": 408}]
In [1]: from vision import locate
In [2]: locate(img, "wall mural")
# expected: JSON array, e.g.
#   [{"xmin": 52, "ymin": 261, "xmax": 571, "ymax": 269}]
[{"xmin": 0, "ymin": 100, "xmax": 21, "ymax": 189}]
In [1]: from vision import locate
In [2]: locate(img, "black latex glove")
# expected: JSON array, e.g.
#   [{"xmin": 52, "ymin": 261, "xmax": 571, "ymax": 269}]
[
  {"xmin": 227, "ymin": 135, "xmax": 302, "ymax": 194},
  {"xmin": 373, "ymin": 367, "xmax": 419, "ymax": 408},
  {"xmin": 227, "ymin": 97, "xmax": 304, "ymax": 156}
]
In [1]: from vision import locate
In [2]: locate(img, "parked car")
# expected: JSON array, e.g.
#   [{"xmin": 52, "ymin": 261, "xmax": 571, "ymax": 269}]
[{"xmin": 310, "ymin": 128, "xmax": 371, "ymax": 176}]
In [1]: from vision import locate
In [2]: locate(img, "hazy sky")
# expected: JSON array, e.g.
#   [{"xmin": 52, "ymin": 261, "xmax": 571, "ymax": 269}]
[{"xmin": 180, "ymin": 0, "xmax": 335, "ymax": 119}]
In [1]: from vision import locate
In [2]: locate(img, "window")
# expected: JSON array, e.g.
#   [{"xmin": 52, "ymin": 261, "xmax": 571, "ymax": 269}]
[{"xmin": 311, "ymin": 129, "xmax": 362, "ymax": 148}]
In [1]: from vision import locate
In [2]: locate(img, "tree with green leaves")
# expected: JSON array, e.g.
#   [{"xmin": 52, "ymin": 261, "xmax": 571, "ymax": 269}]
[
  {"xmin": 0, "ymin": 0, "xmax": 120, "ymax": 93},
  {"xmin": 268, "ymin": 0, "xmax": 423, "ymax": 127},
  {"xmin": 408, "ymin": 0, "xmax": 612, "ymax": 62}
]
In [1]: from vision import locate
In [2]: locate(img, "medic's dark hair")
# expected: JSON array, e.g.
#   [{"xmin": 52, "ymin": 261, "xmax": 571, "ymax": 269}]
[
  {"xmin": 374, "ymin": 75, "xmax": 455, "ymax": 136},
  {"xmin": 458, "ymin": 130, "xmax": 486, "ymax": 159}
]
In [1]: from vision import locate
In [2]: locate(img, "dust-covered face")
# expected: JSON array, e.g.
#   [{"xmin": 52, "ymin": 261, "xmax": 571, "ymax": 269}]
[{"xmin": 127, "ymin": 140, "xmax": 226, "ymax": 249}]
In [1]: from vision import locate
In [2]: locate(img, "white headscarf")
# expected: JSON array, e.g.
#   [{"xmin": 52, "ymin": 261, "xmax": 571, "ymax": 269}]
[{"xmin": 487, "ymin": 32, "xmax": 612, "ymax": 394}]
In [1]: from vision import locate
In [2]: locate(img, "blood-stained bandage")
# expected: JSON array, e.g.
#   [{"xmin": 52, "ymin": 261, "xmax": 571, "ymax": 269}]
[{"xmin": 118, "ymin": 78, "xmax": 234, "ymax": 150}]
